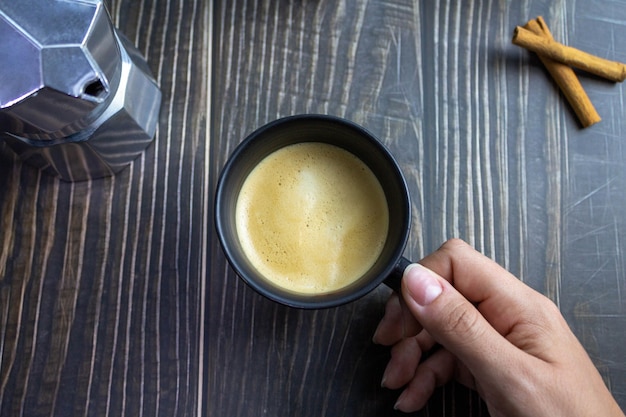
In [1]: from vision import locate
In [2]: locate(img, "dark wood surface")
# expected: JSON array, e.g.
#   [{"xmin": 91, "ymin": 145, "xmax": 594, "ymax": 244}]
[
  {"xmin": 2, "ymin": 1, "xmax": 626, "ymax": 416},
  {"xmin": 0, "ymin": 1, "xmax": 209, "ymax": 416}
]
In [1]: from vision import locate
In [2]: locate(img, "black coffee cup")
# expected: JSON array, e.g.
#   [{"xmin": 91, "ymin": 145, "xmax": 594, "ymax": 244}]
[{"xmin": 215, "ymin": 114, "xmax": 412, "ymax": 309}]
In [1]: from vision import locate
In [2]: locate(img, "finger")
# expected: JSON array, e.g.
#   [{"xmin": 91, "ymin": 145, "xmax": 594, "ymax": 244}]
[
  {"xmin": 381, "ymin": 330, "xmax": 437, "ymax": 389},
  {"xmin": 394, "ymin": 348, "xmax": 457, "ymax": 412},
  {"xmin": 401, "ymin": 262, "xmax": 525, "ymax": 382},
  {"xmin": 419, "ymin": 239, "xmax": 547, "ymax": 337},
  {"xmin": 373, "ymin": 292, "xmax": 422, "ymax": 345}
]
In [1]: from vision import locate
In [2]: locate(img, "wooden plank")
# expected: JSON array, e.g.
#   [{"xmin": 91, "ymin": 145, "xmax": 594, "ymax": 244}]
[
  {"xmin": 2, "ymin": 0, "xmax": 626, "ymax": 416},
  {"xmin": 0, "ymin": 0, "xmax": 209, "ymax": 415},
  {"xmin": 208, "ymin": 1, "xmax": 626, "ymax": 416}
]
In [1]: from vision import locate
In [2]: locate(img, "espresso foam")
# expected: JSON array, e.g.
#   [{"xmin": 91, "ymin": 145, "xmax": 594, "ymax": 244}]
[{"xmin": 235, "ymin": 142, "xmax": 389, "ymax": 294}]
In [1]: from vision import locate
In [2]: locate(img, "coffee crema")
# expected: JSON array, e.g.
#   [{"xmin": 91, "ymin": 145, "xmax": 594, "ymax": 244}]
[{"xmin": 235, "ymin": 142, "xmax": 389, "ymax": 294}]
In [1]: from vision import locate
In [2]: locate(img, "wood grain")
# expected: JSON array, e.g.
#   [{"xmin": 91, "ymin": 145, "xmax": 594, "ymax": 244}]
[
  {"xmin": 2, "ymin": 0, "xmax": 626, "ymax": 416},
  {"xmin": 208, "ymin": 0, "xmax": 626, "ymax": 416},
  {"xmin": 0, "ymin": 0, "xmax": 209, "ymax": 416}
]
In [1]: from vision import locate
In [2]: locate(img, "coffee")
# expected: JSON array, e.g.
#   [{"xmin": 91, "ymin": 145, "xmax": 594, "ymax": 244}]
[{"xmin": 235, "ymin": 142, "xmax": 389, "ymax": 294}]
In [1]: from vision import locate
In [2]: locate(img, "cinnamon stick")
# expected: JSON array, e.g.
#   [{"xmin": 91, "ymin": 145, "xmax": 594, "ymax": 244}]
[
  {"xmin": 524, "ymin": 17, "xmax": 601, "ymax": 127},
  {"xmin": 513, "ymin": 25, "xmax": 626, "ymax": 83}
]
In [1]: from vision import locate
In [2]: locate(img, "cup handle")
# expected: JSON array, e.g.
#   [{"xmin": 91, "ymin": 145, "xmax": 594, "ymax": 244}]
[{"xmin": 383, "ymin": 256, "xmax": 413, "ymax": 293}]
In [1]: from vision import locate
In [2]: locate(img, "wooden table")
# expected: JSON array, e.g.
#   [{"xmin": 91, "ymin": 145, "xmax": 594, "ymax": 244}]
[{"xmin": 2, "ymin": 1, "xmax": 625, "ymax": 416}]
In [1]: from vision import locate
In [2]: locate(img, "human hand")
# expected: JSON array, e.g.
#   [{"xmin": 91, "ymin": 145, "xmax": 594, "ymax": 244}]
[{"xmin": 373, "ymin": 239, "xmax": 625, "ymax": 416}]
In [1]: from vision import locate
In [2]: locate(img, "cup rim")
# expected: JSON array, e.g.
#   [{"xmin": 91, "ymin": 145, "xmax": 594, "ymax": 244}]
[{"xmin": 215, "ymin": 114, "xmax": 411, "ymax": 309}]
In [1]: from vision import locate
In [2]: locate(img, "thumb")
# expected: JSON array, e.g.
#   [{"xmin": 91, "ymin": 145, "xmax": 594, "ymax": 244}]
[{"xmin": 401, "ymin": 263, "xmax": 519, "ymax": 379}]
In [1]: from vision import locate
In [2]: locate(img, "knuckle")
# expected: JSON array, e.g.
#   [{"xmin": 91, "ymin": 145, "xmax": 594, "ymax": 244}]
[
  {"xmin": 541, "ymin": 296, "xmax": 562, "ymax": 316},
  {"xmin": 442, "ymin": 301, "xmax": 483, "ymax": 342},
  {"xmin": 440, "ymin": 238, "xmax": 469, "ymax": 252},
  {"xmin": 535, "ymin": 295, "xmax": 568, "ymax": 329}
]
